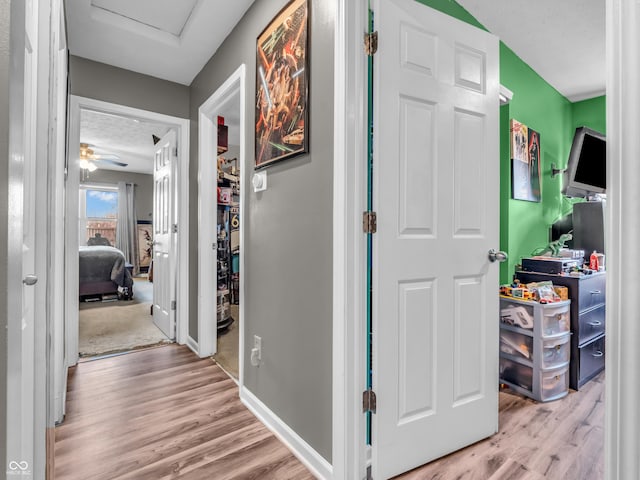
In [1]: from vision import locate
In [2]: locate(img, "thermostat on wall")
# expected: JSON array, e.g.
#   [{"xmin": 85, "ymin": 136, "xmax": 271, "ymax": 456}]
[{"xmin": 252, "ymin": 171, "xmax": 267, "ymax": 192}]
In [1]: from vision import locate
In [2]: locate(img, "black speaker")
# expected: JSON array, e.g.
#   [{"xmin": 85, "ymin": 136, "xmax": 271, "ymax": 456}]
[{"xmin": 572, "ymin": 201, "xmax": 606, "ymax": 256}]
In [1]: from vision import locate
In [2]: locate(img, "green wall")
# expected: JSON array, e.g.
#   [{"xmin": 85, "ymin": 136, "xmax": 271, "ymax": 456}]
[
  {"xmin": 414, "ymin": 0, "xmax": 605, "ymax": 284},
  {"xmin": 499, "ymin": 44, "xmax": 574, "ymax": 282},
  {"xmin": 572, "ymin": 96, "xmax": 606, "ymax": 134}
]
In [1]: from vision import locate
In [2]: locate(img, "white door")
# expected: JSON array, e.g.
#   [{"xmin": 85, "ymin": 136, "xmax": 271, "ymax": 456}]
[
  {"xmin": 372, "ymin": 0, "xmax": 500, "ymax": 478},
  {"xmin": 7, "ymin": 0, "xmax": 39, "ymax": 475},
  {"xmin": 152, "ymin": 130, "xmax": 177, "ymax": 339}
]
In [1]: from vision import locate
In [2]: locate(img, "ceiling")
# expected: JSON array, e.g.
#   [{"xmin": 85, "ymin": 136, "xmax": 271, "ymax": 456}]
[
  {"xmin": 80, "ymin": 110, "xmax": 171, "ymax": 174},
  {"xmin": 68, "ymin": 0, "xmax": 604, "ymax": 174},
  {"xmin": 65, "ymin": 0, "xmax": 255, "ymax": 85},
  {"xmin": 457, "ymin": 0, "xmax": 605, "ymax": 102}
]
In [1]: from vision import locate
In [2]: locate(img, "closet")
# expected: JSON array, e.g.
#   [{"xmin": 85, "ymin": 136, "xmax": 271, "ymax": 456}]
[{"xmin": 216, "ymin": 116, "xmax": 239, "ymax": 331}]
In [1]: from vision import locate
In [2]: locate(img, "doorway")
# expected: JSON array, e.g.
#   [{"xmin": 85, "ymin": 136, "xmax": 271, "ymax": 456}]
[
  {"xmin": 197, "ymin": 65, "xmax": 246, "ymax": 384},
  {"xmin": 58, "ymin": 96, "xmax": 190, "ymax": 422},
  {"xmin": 75, "ymin": 109, "xmax": 174, "ymax": 358}
]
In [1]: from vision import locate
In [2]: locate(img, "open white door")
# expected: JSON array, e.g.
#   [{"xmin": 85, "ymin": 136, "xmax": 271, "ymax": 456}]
[
  {"xmin": 152, "ymin": 129, "xmax": 177, "ymax": 340},
  {"xmin": 6, "ymin": 0, "xmax": 39, "ymax": 475},
  {"xmin": 372, "ymin": 0, "xmax": 500, "ymax": 478}
]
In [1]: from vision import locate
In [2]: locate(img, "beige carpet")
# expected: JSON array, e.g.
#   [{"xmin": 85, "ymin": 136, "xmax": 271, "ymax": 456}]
[
  {"xmin": 79, "ymin": 277, "xmax": 171, "ymax": 357},
  {"xmin": 214, "ymin": 304, "xmax": 239, "ymax": 379}
]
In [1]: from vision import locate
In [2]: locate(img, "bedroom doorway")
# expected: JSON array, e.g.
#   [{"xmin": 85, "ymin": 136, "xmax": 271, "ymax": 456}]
[
  {"xmin": 62, "ymin": 96, "xmax": 190, "ymax": 377},
  {"xmin": 76, "ymin": 119, "xmax": 172, "ymax": 358}
]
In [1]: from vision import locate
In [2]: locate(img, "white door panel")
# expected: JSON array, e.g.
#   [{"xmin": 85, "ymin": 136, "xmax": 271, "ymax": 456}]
[
  {"xmin": 373, "ymin": 0, "xmax": 500, "ymax": 478},
  {"xmin": 7, "ymin": 0, "xmax": 39, "ymax": 474},
  {"xmin": 153, "ymin": 130, "xmax": 176, "ymax": 339}
]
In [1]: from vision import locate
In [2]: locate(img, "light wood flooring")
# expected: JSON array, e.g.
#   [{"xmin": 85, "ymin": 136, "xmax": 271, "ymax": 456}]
[
  {"xmin": 54, "ymin": 344, "xmax": 314, "ymax": 480},
  {"xmin": 55, "ymin": 343, "xmax": 604, "ymax": 480},
  {"xmin": 395, "ymin": 372, "xmax": 605, "ymax": 480}
]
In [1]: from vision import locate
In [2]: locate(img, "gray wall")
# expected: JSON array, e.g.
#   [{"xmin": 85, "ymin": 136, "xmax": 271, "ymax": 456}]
[
  {"xmin": 69, "ymin": 55, "xmax": 190, "ymax": 118},
  {"xmin": 0, "ymin": 0, "xmax": 10, "ymax": 474},
  {"xmin": 83, "ymin": 170, "xmax": 154, "ymax": 221},
  {"xmin": 189, "ymin": 0, "xmax": 334, "ymax": 462}
]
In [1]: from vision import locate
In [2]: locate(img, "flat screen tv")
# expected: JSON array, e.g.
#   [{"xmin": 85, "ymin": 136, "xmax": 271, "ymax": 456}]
[{"xmin": 563, "ymin": 127, "xmax": 606, "ymax": 197}]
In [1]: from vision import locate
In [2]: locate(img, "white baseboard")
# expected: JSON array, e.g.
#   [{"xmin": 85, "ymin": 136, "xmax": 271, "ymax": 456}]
[
  {"xmin": 186, "ymin": 335, "xmax": 199, "ymax": 356},
  {"xmin": 240, "ymin": 387, "xmax": 333, "ymax": 480}
]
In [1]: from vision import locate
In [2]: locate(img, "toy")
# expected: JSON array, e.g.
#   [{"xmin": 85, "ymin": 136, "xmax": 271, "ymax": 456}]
[
  {"xmin": 531, "ymin": 233, "xmax": 573, "ymax": 257},
  {"xmin": 500, "ymin": 305, "xmax": 534, "ymax": 329}
]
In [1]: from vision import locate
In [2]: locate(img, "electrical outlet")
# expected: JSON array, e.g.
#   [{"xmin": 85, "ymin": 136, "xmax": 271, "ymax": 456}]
[{"xmin": 251, "ymin": 335, "xmax": 262, "ymax": 367}]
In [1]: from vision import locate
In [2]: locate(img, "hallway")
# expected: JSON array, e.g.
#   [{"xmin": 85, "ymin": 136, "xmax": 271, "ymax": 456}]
[{"xmin": 54, "ymin": 345, "xmax": 313, "ymax": 479}]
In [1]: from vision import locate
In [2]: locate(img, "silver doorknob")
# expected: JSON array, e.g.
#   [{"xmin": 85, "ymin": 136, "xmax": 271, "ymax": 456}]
[
  {"xmin": 22, "ymin": 274, "xmax": 38, "ymax": 286},
  {"xmin": 488, "ymin": 249, "xmax": 508, "ymax": 263}
]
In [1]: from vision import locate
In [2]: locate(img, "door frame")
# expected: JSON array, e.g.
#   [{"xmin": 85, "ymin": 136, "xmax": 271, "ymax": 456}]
[
  {"xmin": 196, "ymin": 64, "xmax": 246, "ymax": 371},
  {"xmin": 332, "ymin": 0, "xmax": 369, "ymax": 478},
  {"xmin": 64, "ymin": 96, "xmax": 190, "ymax": 368},
  {"xmin": 336, "ymin": 1, "xmax": 627, "ymax": 479}
]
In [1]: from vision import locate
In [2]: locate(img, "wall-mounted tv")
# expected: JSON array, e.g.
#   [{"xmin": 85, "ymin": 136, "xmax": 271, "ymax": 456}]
[{"xmin": 563, "ymin": 126, "xmax": 606, "ymax": 198}]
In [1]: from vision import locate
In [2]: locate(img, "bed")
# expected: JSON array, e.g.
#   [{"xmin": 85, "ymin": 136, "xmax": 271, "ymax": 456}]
[{"xmin": 79, "ymin": 246, "xmax": 134, "ymax": 300}]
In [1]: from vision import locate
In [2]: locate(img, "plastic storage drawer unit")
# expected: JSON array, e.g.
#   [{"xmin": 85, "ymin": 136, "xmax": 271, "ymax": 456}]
[{"xmin": 499, "ymin": 297, "xmax": 571, "ymax": 402}]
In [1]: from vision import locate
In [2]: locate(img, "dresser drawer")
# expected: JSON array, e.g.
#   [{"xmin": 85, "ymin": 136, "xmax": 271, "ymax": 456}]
[
  {"xmin": 578, "ymin": 275, "xmax": 606, "ymax": 311},
  {"xmin": 578, "ymin": 305, "xmax": 606, "ymax": 345},
  {"xmin": 578, "ymin": 335, "xmax": 605, "ymax": 386}
]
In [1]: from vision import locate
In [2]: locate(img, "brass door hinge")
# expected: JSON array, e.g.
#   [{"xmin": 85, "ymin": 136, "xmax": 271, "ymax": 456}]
[
  {"xmin": 363, "ymin": 211, "xmax": 377, "ymax": 234},
  {"xmin": 365, "ymin": 31, "xmax": 378, "ymax": 56},
  {"xmin": 363, "ymin": 389, "xmax": 377, "ymax": 413}
]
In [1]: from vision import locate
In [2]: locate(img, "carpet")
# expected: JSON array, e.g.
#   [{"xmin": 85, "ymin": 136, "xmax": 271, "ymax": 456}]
[{"xmin": 79, "ymin": 277, "xmax": 171, "ymax": 357}]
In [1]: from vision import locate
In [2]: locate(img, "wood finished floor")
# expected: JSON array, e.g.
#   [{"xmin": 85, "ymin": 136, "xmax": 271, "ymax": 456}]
[
  {"xmin": 54, "ymin": 344, "xmax": 314, "ymax": 480},
  {"xmin": 394, "ymin": 372, "xmax": 605, "ymax": 480}
]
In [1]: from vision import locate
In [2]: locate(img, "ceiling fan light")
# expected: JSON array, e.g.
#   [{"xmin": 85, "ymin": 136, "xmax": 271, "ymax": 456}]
[
  {"xmin": 79, "ymin": 159, "xmax": 90, "ymax": 169},
  {"xmin": 87, "ymin": 162, "xmax": 98, "ymax": 172}
]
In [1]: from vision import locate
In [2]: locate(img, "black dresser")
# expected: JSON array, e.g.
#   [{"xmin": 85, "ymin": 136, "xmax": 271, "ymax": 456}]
[{"xmin": 515, "ymin": 270, "xmax": 605, "ymax": 389}]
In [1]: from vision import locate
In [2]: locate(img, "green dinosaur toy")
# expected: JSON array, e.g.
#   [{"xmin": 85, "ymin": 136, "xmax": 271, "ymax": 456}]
[{"xmin": 531, "ymin": 233, "xmax": 573, "ymax": 257}]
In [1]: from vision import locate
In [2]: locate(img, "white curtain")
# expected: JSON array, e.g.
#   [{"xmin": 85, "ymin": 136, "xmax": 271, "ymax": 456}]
[{"xmin": 116, "ymin": 182, "xmax": 138, "ymax": 274}]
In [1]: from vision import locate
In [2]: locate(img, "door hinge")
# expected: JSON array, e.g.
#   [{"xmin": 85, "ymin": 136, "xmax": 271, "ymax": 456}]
[
  {"xmin": 172, "ymin": 223, "xmax": 178, "ymax": 233},
  {"xmin": 363, "ymin": 389, "xmax": 377, "ymax": 413},
  {"xmin": 364, "ymin": 31, "xmax": 378, "ymax": 56},
  {"xmin": 173, "ymin": 147, "xmax": 178, "ymax": 157},
  {"xmin": 171, "ymin": 300, "xmax": 176, "ymax": 311},
  {"xmin": 363, "ymin": 211, "xmax": 377, "ymax": 234}
]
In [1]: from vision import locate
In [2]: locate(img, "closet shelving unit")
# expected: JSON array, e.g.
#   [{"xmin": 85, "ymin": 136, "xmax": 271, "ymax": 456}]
[{"xmin": 216, "ymin": 117, "xmax": 238, "ymax": 331}]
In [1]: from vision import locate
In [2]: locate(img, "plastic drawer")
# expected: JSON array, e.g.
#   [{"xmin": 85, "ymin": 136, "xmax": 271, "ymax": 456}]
[
  {"xmin": 541, "ymin": 364, "xmax": 569, "ymax": 401},
  {"xmin": 500, "ymin": 331, "xmax": 534, "ymax": 361},
  {"xmin": 541, "ymin": 303, "xmax": 570, "ymax": 337},
  {"xmin": 500, "ymin": 302, "xmax": 534, "ymax": 330},
  {"xmin": 541, "ymin": 334, "xmax": 570, "ymax": 369},
  {"xmin": 500, "ymin": 357, "xmax": 533, "ymax": 392}
]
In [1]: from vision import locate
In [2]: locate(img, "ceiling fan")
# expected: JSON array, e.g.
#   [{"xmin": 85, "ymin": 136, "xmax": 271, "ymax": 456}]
[{"xmin": 79, "ymin": 143, "xmax": 128, "ymax": 171}]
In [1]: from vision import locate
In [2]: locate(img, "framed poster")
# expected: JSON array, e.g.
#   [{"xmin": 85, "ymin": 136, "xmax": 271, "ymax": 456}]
[
  {"xmin": 510, "ymin": 119, "xmax": 541, "ymax": 202},
  {"xmin": 137, "ymin": 220, "xmax": 153, "ymax": 271},
  {"xmin": 255, "ymin": 0, "xmax": 309, "ymax": 168}
]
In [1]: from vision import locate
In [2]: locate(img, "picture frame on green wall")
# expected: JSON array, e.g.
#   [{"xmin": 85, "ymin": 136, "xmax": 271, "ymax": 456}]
[
  {"xmin": 511, "ymin": 119, "xmax": 541, "ymax": 202},
  {"xmin": 255, "ymin": 0, "xmax": 309, "ymax": 169}
]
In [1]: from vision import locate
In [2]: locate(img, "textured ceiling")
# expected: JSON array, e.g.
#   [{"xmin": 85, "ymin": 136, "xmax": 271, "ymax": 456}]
[
  {"xmin": 65, "ymin": 0, "xmax": 256, "ymax": 85},
  {"xmin": 80, "ymin": 110, "xmax": 171, "ymax": 174},
  {"xmin": 457, "ymin": 0, "xmax": 605, "ymax": 102}
]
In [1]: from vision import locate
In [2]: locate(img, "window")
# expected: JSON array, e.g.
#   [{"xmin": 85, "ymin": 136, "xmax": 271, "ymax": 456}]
[{"xmin": 80, "ymin": 186, "xmax": 119, "ymax": 246}]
